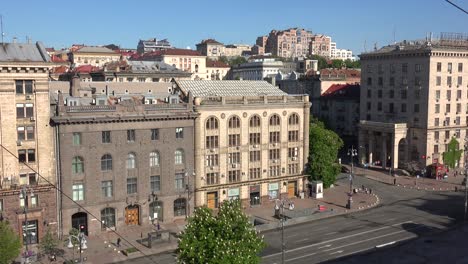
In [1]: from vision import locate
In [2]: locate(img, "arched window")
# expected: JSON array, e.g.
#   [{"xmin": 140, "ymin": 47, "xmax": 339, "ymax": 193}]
[
  {"xmin": 101, "ymin": 154, "xmax": 112, "ymax": 171},
  {"xmin": 288, "ymin": 113, "xmax": 299, "ymax": 125},
  {"xmin": 195, "ymin": 64, "xmax": 199, "ymax": 73},
  {"xmin": 249, "ymin": 115, "xmax": 261, "ymax": 127},
  {"xmin": 72, "ymin": 156, "xmax": 84, "ymax": 174},
  {"xmin": 269, "ymin": 114, "xmax": 281, "ymax": 126},
  {"xmin": 228, "ymin": 116, "xmax": 240, "ymax": 129},
  {"xmin": 174, "ymin": 198, "xmax": 186, "ymax": 216},
  {"xmin": 101, "ymin": 207, "xmax": 116, "ymax": 229},
  {"xmin": 127, "ymin": 153, "xmax": 136, "ymax": 169},
  {"xmin": 175, "ymin": 149, "xmax": 184, "ymax": 165},
  {"xmin": 206, "ymin": 117, "xmax": 219, "ymax": 130},
  {"xmin": 149, "ymin": 151, "xmax": 160, "ymax": 167}
]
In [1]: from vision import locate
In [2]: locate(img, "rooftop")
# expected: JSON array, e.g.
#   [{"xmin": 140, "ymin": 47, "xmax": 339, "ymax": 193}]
[
  {"xmin": 0, "ymin": 41, "xmax": 51, "ymax": 62},
  {"xmin": 206, "ymin": 59, "xmax": 230, "ymax": 68},
  {"xmin": 176, "ymin": 80, "xmax": 287, "ymax": 97},
  {"xmin": 198, "ymin": 39, "xmax": 224, "ymax": 45},
  {"xmin": 140, "ymin": 48, "xmax": 203, "ymax": 59},
  {"xmin": 322, "ymin": 83, "xmax": 360, "ymax": 99},
  {"xmin": 74, "ymin": 46, "xmax": 119, "ymax": 54}
]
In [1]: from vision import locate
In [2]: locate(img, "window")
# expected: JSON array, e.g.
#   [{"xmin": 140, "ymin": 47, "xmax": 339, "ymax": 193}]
[
  {"xmin": 72, "ymin": 132, "xmax": 81, "ymax": 145},
  {"xmin": 448, "ymin": 63, "xmax": 452, "ymax": 73},
  {"xmin": 249, "ymin": 168, "xmax": 261, "ymax": 179},
  {"xmin": 288, "ymin": 164, "xmax": 299, "ymax": 175},
  {"xmin": 447, "ymin": 76, "xmax": 452, "ymax": 86},
  {"xmin": 101, "ymin": 154, "xmax": 113, "ymax": 171},
  {"xmin": 174, "ymin": 198, "xmax": 186, "ymax": 216},
  {"xmin": 367, "ymin": 77, "xmax": 372, "ymax": 85},
  {"xmin": 149, "ymin": 151, "xmax": 160, "ymax": 167},
  {"xmin": 445, "ymin": 104, "xmax": 450, "ymax": 113},
  {"xmin": 436, "ymin": 76, "xmax": 441, "ymax": 86},
  {"xmin": 16, "ymin": 103, "xmax": 33, "ymax": 119},
  {"xmin": 206, "ymin": 173, "xmax": 219, "ymax": 185},
  {"xmin": 389, "ymin": 77, "xmax": 395, "ymax": 86},
  {"xmin": 269, "ymin": 115, "xmax": 281, "ymax": 126},
  {"xmin": 435, "ymin": 118, "xmax": 439, "ymax": 126},
  {"xmin": 378, "ymin": 77, "xmax": 383, "ymax": 86},
  {"xmin": 176, "ymin": 127, "xmax": 184, "ymax": 139},
  {"xmin": 15, "ymin": 80, "xmax": 33, "ymax": 94},
  {"xmin": 389, "ymin": 90, "xmax": 394, "ymax": 98},
  {"xmin": 228, "ymin": 152, "xmax": 241, "ymax": 164},
  {"xmin": 435, "ymin": 131, "xmax": 439, "ymax": 140},
  {"xmin": 447, "ymin": 90, "xmax": 452, "ymax": 100},
  {"xmin": 228, "ymin": 116, "xmax": 241, "ymax": 128},
  {"xmin": 435, "ymin": 104, "xmax": 440, "ymax": 113},
  {"xmin": 437, "ymin": 62, "xmax": 442, "ymax": 72},
  {"xmin": 378, "ymin": 90, "xmax": 382, "ymax": 98},
  {"xmin": 18, "ymin": 149, "xmax": 35, "ymax": 163},
  {"xmin": 175, "ymin": 149, "xmax": 184, "ymax": 164},
  {"xmin": 288, "ymin": 130, "xmax": 299, "ymax": 142},
  {"xmin": 436, "ymin": 90, "xmax": 441, "ymax": 99},
  {"xmin": 151, "ymin": 129, "xmax": 159, "ymax": 140},
  {"xmin": 458, "ymin": 63, "xmax": 463, "ymax": 73},
  {"xmin": 102, "ymin": 131, "xmax": 111, "ymax": 143},
  {"xmin": 377, "ymin": 102, "xmax": 382, "ymax": 111},
  {"xmin": 415, "ymin": 64, "xmax": 421, "ymax": 72},
  {"xmin": 401, "ymin": 90, "xmax": 407, "ymax": 99},
  {"xmin": 367, "ymin": 102, "xmax": 371, "ymax": 110},
  {"xmin": 228, "ymin": 134, "xmax": 240, "ymax": 147},
  {"xmin": 414, "ymin": 90, "xmax": 420, "ymax": 100},
  {"xmin": 414, "ymin": 104, "xmax": 420, "ymax": 113},
  {"xmin": 445, "ymin": 131, "xmax": 450, "ymax": 139},
  {"xmin": 269, "ymin": 165, "xmax": 281, "ymax": 177},
  {"xmin": 390, "ymin": 64, "xmax": 395, "ymax": 73},
  {"xmin": 101, "ymin": 208, "xmax": 116, "ymax": 229},
  {"xmin": 367, "ymin": 89, "xmax": 371, "ymax": 98},
  {"xmin": 102, "ymin": 181, "xmax": 113, "ymax": 198},
  {"xmin": 249, "ymin": 133, "xmax": 260, "ymax": 145},
  {"xmin": 175, "ymin": 173, "xmax": 185, "ymax": 190},
  {"xmin": 457, "ymin": 103, "xmax": 461, "ymax": 113},
  {"xmin": 250, "ymin": 150, "xmax": 261, "ymax": 162},
  {"xmin": 288, "ymin": 147, "xmax": 298, "ymax": 158},
  {"xmin": 434, "ymin": 145, "xmax": 439, "ymax": 154},
  {"xmin": 458, "ymin": 76, "xmax": 463, "ymax": 86},
  {"xmin": 17, "ymin": 126, "xmax": 34, "ymax": 141},
  {"xmin": 72, "ymin": 183, "xmax": 84, "ymax": 201},
  {"xmin": 150, "ymin": 176, "xmax": 160, "ymax": 192},
  {"xmin": 401, "ymin": 103, "xmax": 407, "ymax": 113},
  {"xmin": 206, "ymin": 136, "xmax": 219, "ymax": 149},
  {"xmin": 288, "ymin": 114, "xmax": 299, "ymax": 125},
  {"xmin": 402, "ymin": 63, "xmax": 408, "ymax": 73},
  {"xmin": 269, "ymin": 149, "xmax": 280, "ymax": 160},
  {"xmin": 249, "ymin": 116, "xmax": 261, "ymax": 127},
  {"xmin": 270, "ymin": 131, "xmax": 280, "ymax": 143},
  {"xmin": 22, "ymin": 220, "xmax": 38, "ymax": 245},
  {"xmin": 127, "ymin": 178, "xmax": 137, "ymax": 194},
  {"xmin": 127, "ymin": 153, "xmax": 136, "ymax": 169},
  {"xmin": 72, "ymin": 157, "xmax": 84, "ymax": 174},
  {"xmin": 206, "ymin": 117, "xmax": 219, "ymax": 130},
  {"xmin": 127, "ymin": 130, "xmax": 136, "ymax": 142},
  {"xmin": 228, "ymin": 170, "xmax": 241, "ymax": 183},
  {"xmin": 206, "ymin": 154, "xmax": 219, "ymax": 166},
  {"xmin": 415, "ymin": 77, "xmax": 421, "ymax": 86}
]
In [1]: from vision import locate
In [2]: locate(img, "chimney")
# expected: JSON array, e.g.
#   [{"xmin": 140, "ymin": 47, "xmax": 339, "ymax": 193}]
[{"xmin": 71, "ymin": 75, "xmax": 81, "ymax": 97}]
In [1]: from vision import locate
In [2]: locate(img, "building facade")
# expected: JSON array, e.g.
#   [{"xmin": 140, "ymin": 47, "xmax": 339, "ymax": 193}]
[
  {"xmin": 137, "ymin": 38, "xmax": 172, "ymax": 54},
  {"xmin": 206, "ymin": 60, "xmax": 230, "ymax": 80},
  {"xmin": 358, "ymin": 36, "xmax": 468, "ymax": 171},
  {"xmin": 229, "ymin": 58, "xmax": 284, "ymax": 80},
  {"xmin": 0, "ymin": 41, "xmax": 57, "ymax": 245},
  {"xmin": 310, "ymin": 34, "xmax": 332, "ymax": 58},
  {"xmin": 174, "ymin": 80, "xmax": 310, "ymax": 209},
  {"xmin": 196, "ymin": 39, "xmax": 225, "ymax": 59},
  {"xmin": 70, "ymin": 46, "xmax": 121, "ymax": 67},
  {"xmin": 263, "ymin": 28, "xmax": 314, "ymax": 58},
  {"xmin": 51, "ymin": 80, "xmax": 197, "ymax": 236}
]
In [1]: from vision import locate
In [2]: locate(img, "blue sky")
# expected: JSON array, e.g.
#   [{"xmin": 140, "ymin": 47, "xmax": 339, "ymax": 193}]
[{"xmin": 1, "ymin": 0, "xmax": 467, "ymax": 55}]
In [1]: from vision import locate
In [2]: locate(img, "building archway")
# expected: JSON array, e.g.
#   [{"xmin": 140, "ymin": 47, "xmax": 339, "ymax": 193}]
[
  {"xmin": 125, "ymin": 205, "xmax": 140, "ymax": 226},
  {"xmin": 71, "ymin": 212, "xmax": 88, "ymax": 235}
]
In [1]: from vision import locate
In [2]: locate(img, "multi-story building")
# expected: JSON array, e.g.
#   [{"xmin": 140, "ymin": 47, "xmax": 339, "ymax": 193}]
[
  {"xmin": 358, "ymin": 35, "xmax": 468, "ymax": 171},
  {"xmin": 174, "ymin": 80, "xmax": 310, "ymax": 209},
  {"xmin": 70, "ymin": 46, "xmax": 121, "ymax": 67},
  {"xmin": 263, "ymin": 28, "xmax": 314, "ymax": 58},
  {"xmin": 139, "ymin": 49, "xmax": 208, "ymax": 80},
  {"xmin": 206, "ymin": 59, "xmax": 230, "ymax": 80},
  {"xmin": 224, "ymin": 44, "xmax": 252, "ymax": 57},
  {"xmin": 310, "ymin": 34, "xmax": 332, "ymax": 58},
  {"xmin": 196, "ymin": 39, "xmax": 225, "ymax": 59},
  {"xmin": 0, "ymin": 41, "xmax": 57, "ymax": 245},
  {"xmin": 332, "ymin": 48, "xmax": 355, "ymax": 61},
  {"xmin": 137, "ymin": 38, "xmax": 172, "ymax": 54},
  {"xmin": 229, "ymin": 58, "xmax": 285, "ymax": 80},
  {"xmin": 50, "ymin": 79, "xmax": 197, "ymax": 236}
]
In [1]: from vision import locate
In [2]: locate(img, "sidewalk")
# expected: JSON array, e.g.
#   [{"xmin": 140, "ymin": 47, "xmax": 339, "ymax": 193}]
[{"xmin": 348, "ymin": 165, "xmax": 464, "ymax": 192}]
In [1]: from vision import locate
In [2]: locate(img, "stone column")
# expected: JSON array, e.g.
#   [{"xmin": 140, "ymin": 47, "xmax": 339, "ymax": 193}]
[
  {"xmin": 368, "ymin": 133, "xmax": 374, "ymax": 165},
  {"xmin": 358, "ymin": 129, "xmax": 366, "ymax": 164},
  {"xmin": 392, "ymin": 134, "xmax": 399, "ymax": 170},
  {"xmin": 381, "ymin": 134, "xmax": 387, "ymax": 169}
]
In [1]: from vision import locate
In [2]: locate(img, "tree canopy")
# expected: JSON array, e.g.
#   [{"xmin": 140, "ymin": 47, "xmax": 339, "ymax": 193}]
[
  {"xmin": 219, "ymin": 56, "xmax": 247, "ymax": 66},
  {"xmin": 178, "ymin": 200, "xmax": 265, "ymax": 263},
  {"xmin": 40, "ymin": 228, "xmax": 59, "ymax": 256},
  {"xmin": 307, "ymin": 119, "xmax": 344, "ymax": 188},
  {"xmin": 0, "ymin": 221, "xmax": 21, "ymax": 264},
  {"xmin": 443, "ymin": 138, "xmax": 462, "ymax": 169}
]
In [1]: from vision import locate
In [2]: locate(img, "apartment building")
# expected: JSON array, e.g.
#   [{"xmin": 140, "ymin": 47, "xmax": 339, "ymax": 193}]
[
  {"xmin": 70, "ymin": 46, "xmax": 121, "ymax": 67},
  {"xmin": 174, "ymin": 80, "xmax": 310, "ymax": 209},
  {"xmin": 137, "ymin": 38, "xmax": 172, "ymax": 54},
  {"xmin": 51, "ymin": 79, "xmax": 197, "ymax": 236},
  {"xmin": 196, "ymin": 39, "xmax": 225, "ymax": 59},
  {"xmin": 310, "ymin": 34, "xmax": 332, "ymax": 58},
  {"xmin": 359, "ymin": 35, "xmax": 468, "ymax": 171},
  {"xmin": 263, "ymin": 28, "xmax": 314, "ymax": 58},
  {"xmin": 206, "ymin": 59, "xmax": 230, "ymax": 80},
  {"xmin": 0, "ymin": 41, "xmax": 57, "ymax": 245}
]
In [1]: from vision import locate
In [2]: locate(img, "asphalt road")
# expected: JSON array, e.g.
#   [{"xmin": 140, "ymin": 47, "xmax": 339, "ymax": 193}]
[{"xmin": 117, "ymin": 174, "xmax": 465, "ymax": 264}]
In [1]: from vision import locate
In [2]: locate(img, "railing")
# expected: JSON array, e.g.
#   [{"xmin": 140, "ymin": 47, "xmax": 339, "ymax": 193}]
[{"xmin": 66, "ymin": 105, "xmax": 116, "ymax": 112}]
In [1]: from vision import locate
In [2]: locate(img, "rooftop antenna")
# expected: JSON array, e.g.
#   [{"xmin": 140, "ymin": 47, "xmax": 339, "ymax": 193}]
[{"xmin": 1, "ymin": 15, "xmax": 4, "ymax": 44}]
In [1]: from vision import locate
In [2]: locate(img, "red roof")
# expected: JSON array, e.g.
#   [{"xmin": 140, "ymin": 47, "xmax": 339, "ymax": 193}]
[
  {"xmin": 51, "ymin": 55, "xmax": 66, "ymax": 63},
  {"xmin": 142, "ymin": 48, "xmax": 203, "ymax": 58},
  {"xmin": 206, "ymin": 59, "xmax": 230, "ymax": 68},
  {"xmin": 322, "ymin": 83, "xmax": 360, "ymax": 99},
  {"xmin": 73, "ymin": 65, "xmax": 101, "ymax": 73},
  {"xmin": 320, "ymin": 68, "xmax": 361, "ymax": 78},
  {"xmin": 51, "ymin": 65, "xmax": 69, "ymax": 74}
]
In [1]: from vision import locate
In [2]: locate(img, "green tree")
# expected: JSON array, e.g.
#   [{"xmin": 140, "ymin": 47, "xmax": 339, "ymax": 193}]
[
  {"xmin": 229, "ymin": 56, "xmax": 247, "ymax": 66},
  {"xmin": 307, "ymin": 119, "xmax": 344, "ymax": 188},
  {"xmin": 40, "ymin": 228, "xmax": 59, "ymax": 256},
  {"xmin": 344, "ymin": 59, "xmax": 361, "ymax": 69},
  {"xmin": 0, "ymin": 221, "xmax": 21, "ymax": 264},
  {"xmin": 443, "ymin": 138, "xmax": 462, "ymax": 169},
  {"xmin": 178, "ymin": 200, "xmax": 265, "ymax": 263},
  {"xmin": 331, "ymin": 59, "xmax": 344, "ymax": 69},
  {"xmin": 218, "ymin": 56, "xmax": 229, "ymax": 65}
]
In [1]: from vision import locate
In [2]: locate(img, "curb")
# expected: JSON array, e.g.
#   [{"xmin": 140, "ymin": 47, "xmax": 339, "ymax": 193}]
[{"xmin": 364, "ymin": 175, "xmax": 459, "ymax": 192}]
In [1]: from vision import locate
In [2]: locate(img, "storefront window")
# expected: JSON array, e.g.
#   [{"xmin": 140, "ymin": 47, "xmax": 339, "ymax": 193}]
[
  {"xmin": 228, "ymin": 188, "xmax": 240, "ymax": 201},
  {"xmin": 268, "ymin": 183, "xmax": 279, "ymax": 199},
  {"xmin": 22, "ymin": 220, "xmax": 38, "ymax": 245}
]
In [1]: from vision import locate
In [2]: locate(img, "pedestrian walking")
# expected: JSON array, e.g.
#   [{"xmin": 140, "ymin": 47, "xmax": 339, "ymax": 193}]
[{"xmin": 117, "ymin": 238, "xmax": 121, "ymax": 247}]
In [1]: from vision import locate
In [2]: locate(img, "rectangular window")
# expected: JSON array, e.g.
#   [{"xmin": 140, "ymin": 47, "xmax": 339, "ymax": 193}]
[
  {"xmin": 458, "ymin": 63, "xmax": 463, "ymax": 72},
  {"xmin": 288, "ymin": 147, "xmax": 298, "ymax": 158},
  {"xmin": 447, "ymin": 76, "xmax": 452, "ymax": 86},
  {"xmin": 367, "ymin": 89, "xmax": 371, "ymax": 98},
  {"xmin": 415, "ymin": 77, "xmax": 421, "ymax": 86},
  {"xmin": 435, "ymin": 131, "xmax": 439, "ymax": 140},
  {"xmin": 101, "ymin": 181, "xmax": 113, "ymax": 198},
  {"xmin": 206, "ymin": 136, "xmax": 219, "ymax": 149},
  {"xmin": 445, "ymin": 131, "xmax": 450, "ymax": 139},
  {"xmin": 175, "ymin": 173, "xmax": 185, "ymax": 190},
  {"xmin": 249, "ymin": 133, "xmax": 260, "ymax": 145},
  {"xmin": 15, "ymin": 80, "xmax": 33, "ymax": 94},
  {"xmin": 206, "ymin": 154, "xmax": 219, "ymax": 166},
  {"xmin": 206, "ymin": 173, "xmax": 219, "ymax": 185},
  {"xmin": 402, "ymin": 63, "xmax": 408, "ymax": 73},
  {"xmin": 447, "ymin": 90, "xmax": 451, "ymax": 100},
  {"xmin": 378, "ymin": 77, "xmax": 383, "ymax": 86},
  {"xmin": 435, "ymin": 104, "xmax": 440, "ymax": 113},
  {"xmin": 390, "ymin": 64, "xmax": 395, "ymax": 73},
  {"xmin": 434, "ymin": 145, "xmax": 439, "ymax": 154},
  {"xmin": 415, "ymin": 64, "xmax": 421, "ymax": 72},
  {"xmin": 288, "ymin": 130, "xmax": 299, "ymax": 142},
  {"xmin": 448, "ymin": 63, "xmax": 452, "ymax": 73},
  {"xmin": 150, "ymin": 176, "xmax": 160, "ymax": 192},
  {"xmin": 436, "ymin": 76, "xmax": 441, "ymax": 86},
  {"xmin": 73, "ymin": 132, "xmax": 81, "ymax": 146},
  {"xmin": 250, "ymin": 150, "xmax": 261, "ymax": 162},
  {"xmin": 249, "ymin": 168, "xmax": 261, "ymax": 179},
  {"xmin": 458, "ymin": 76, "xmax": 462, "ymax": 86},
  {"xmin": 28, "ymin": 149, "xmax": 35, "ymax": 162},
  {"xmin": 228, "ymin": 134, "xmax": 240, "ymax": 147},
  {"xmin": 228, "ymin": 170, "xmax": 241, "ymax": 183},
  {"xmin": 269, "ymin": 165, "xmax": 281, "ymax": 177},
  {"xmin": 228, "ymin": 152, "xmax": 241, "ymax": 164},
  {"xmin": 269, "ymin": 132, "xmax": 280, "ymax": 143},
  {"xmin": 378, "ymin": 90, "xmax": 382, "ymax": 98},
  {"xmin": 436, "ymin": 90, "xmax": 440, "ymax": 99},
  {"xmin": 377, "ymin": 102, "xmax": 382, "ymax": 111},
  {"xmin": 437, "ymin": 62, "xmax": 442, "ymax": 72},
  {"xmin": 17, "ymin": 126, "xmax": 34, "ymax": 141},
  {"xmin": 446, "ymin": 104, "xmax": 450, "ymax": 113},
  {"xmin": 389, "ymin": 77, "xmax": 395, "ymax": 86},
  {"xmin": 72, "ymin": 183, "xmax": 84, "ymax": 201},
  {"xmin": 401, "ymin": 103, "xmax": 407, "ymax": 113},
  {"xmin": 457, "ymin": 103, "xmax": 461, "ymax": 113},
  {"xmin": 435, "ymin": 118, "xmax": 439, "ymax": 126},
  {"xmin": 176, "ymin": 127, "xmax": 184, "ymax": 139},
  {"xmin": 414, "ymin": 90, "xmax": 420, "ymax": 100},
  {"xmin": 127, "ymin": 178, "xmax": 137, "ymax": 194},
  {"xmin": 127, "ymin": 130, "xmax": 135, "ymax": 142},
  {"xmin": 102, "ymin": 131, "xmax": 111, "ymax": 143},
  {"xmin": 367, "ymin": 102, "xmax": 371, "ymax": 110},
  {"xmin": 288, "ymin": 164, "xmax": 299, "ymax": 175},
  {"xmin": 151, "ymin": 129, "xmax": 159, "ymax": 140},
  {"xmin": 401, "ymin": 90, "xmax": 407, "ymax": 99},
  {"xmin": 414, "ymin": 104, "xmax": 419, "ymax": 113},
  {"xmin": 16, "ymin": 103, "xmax": 34, "ymax": 119},
  {"xmin": 269, "ymin": 149, "xmax": 280, "ymax": 160}
]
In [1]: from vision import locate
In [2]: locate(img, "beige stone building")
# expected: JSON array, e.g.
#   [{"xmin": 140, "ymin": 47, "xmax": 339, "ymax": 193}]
[
  {"xmin": 174, "ymin": 80, "xmax": 310, "ymax": 209},
  {"xmin": 71, "ymin": 46, "xmax": 121, "ymax": 67},
  {"xmin": 0, "ymin": 42, "xmax": 57, "ymax": 245},
  {"xmin": 224, "ymin": 44, "xmax": 252, "ymax": 57},
  {"xmin": 262, "ymin": 28, "xmax": 314, "ymax": 58},
  {"xmin": 358, "ymin": 35, "xmax": 468, "ymax": 172},
  {"xmin": 206, "ymin": 59, "xmax": 230, "ymax": 80},
  {"xmin": 196, "ymin": 39, "xmax": 226, "ymax": 59},
  {"xmin": 310, "ymin": 34, "xmax": 332, "ymax": 58}
]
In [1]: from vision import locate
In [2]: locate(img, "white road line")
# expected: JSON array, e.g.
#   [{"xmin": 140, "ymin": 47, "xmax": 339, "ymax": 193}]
[
  {"xmin": 329, "ymin": 250, "xmax": 344, "ymax": 255},
  {"xmin": 263, "ymin": 221, "xmax": 413, "ymax": 259},
  {"xmin": 285, "ymin": 252, "xmax": 317, "ymax": 262},
  {"xmin": 297, "ymin": 238, "xmax": 309, "ymax": 242},
  {"xmin": 376, "ymin": 241, "xmax": 396, "ymax": 248},
  {"xmin": 324, "ymin": 231, "xmax": 338, "ymax": 235},
  {"xmin": 318, "ymin": 244, "xmax": 332, "ymax": 249}
]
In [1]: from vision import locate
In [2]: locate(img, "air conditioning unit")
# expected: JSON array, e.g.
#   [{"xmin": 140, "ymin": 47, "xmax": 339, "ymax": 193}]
[
  {"xmin": 272, "ymin": 159, "xmax": 278, "ymax": 164},
  {"xmin": 236, "ymin": 146, "xmax": 240, "ymax": 150},
  {"xmin": 436, "ymin": 98, "xmax": 439, "ymax": 102},
  {"xmin": 25, "ymin": 95, "xmax": 32, "ymax": 100},
  {"xmin": 30, "ymin": 116, "xmax": 35, "ymax": 121},
  {"xmin": 273, "ymin": 143, "xmax": 278, "ymax": 147},
  {"xmin": 292, "ymin": 157, "xmax": 297, "ymax": 161},
  {"xmin": 210, "ymin": 149, "xmax": 215, "ymax": 153},
  {"xmin": 16, "ymin": 140, "xmax": 22, "ymax": 146},
  {"xmin": 253, "ymin": 144, "xmax": 259, "ymax": 148},
  {"xmin": 232, "ymin": 164, "xmax": 238, "ymax": 168}
]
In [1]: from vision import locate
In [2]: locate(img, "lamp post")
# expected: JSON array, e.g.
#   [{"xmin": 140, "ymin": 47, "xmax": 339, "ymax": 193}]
[
  {"xmin": 67, "ymin": 232, "xmax": 87, "ymax": 264},
  {"xmin": 20, "ymin": 186, "xmax": 34, "ymax": 258},
  {"xmin": 148, "ymin": 192, "xmax": 158, "ymax": 226},
  {"xmin": 275, "ymin": 198, "xmax": 294, "ymax": 264},
  {"xmin": 347, "ymin": 146, "xmax": 358, "ymax": 209}
]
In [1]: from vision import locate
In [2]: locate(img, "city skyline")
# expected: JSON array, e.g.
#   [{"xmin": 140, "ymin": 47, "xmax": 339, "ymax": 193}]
[{"xmin": 1, "ymin": 0, "xmax": 467, "ymax": 55}]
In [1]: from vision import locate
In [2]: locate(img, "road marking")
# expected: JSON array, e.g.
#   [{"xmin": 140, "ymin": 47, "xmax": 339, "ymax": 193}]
[
  {"xmin": 376, "ymin": 241, "xmax": 396, "ymax": 248},
  {"xmin": 263, "ymin": 221, "xmax": 413, "ymax": 259},
  {"xmin": 329, "ymin": 250, "xmax": 344, "ymax": 255},
  {"xmin": 297, "ymin": 238, "xmax": 309, "ymax": 242},
  {"xmin": 324, "ymin": 231, "xmax": 338, "ymax": 235},
  {"xmin": 318, "ymin": 244, "xmax": 331, "ymax": 249},
  {"xmin": 285, "ymin": 252, "xmax": 317, "ymax": 262}
]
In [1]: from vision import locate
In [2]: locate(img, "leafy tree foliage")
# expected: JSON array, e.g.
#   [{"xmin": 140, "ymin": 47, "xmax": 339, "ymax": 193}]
[
  {"xmin": 443, "ymin": 138, "xmax": 462, "ymax": 169},
  {"xmin": 178, "ymin": 200, "xmax": 265, "ymax": 263},
  {"xmin": 307, "ymin": 119, "xmax": 344, "ymax": 188},
  {"xmin": 40, "ymin": 228, "xmax": 59, "ymax": 256},
  {"xmin": 330, "ymin": 59, "xmax": 345, "ymax": 69},
  {"xmin": 0, "ymin": 221, "xmax": 21, "ymax": 264},
  {"xmin": 228, "ymin": 56, "xmax": 247, "ymax": 66}
]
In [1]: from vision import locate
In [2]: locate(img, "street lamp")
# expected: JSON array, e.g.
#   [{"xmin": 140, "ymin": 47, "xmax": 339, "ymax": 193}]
[
  {"xmin": 148, "ymin": 192, "xmax": 158, "ymax": 226},
  {"xmin": 20, "ymin": 186, "xmax": 34, "ymax": 258},
  {"xmin": 347, "ymin": 146, "xmax": 358, "ymax": 209},
  {"xmin": 275, "ymin": 199, "xmax": 294, "ymax": 264},
  {"xmin": 67, "ymin": 232, "xmax": 87, "ymax": 264}
]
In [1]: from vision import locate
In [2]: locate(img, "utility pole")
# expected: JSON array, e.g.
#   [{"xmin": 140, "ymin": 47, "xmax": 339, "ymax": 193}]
[
  {"xmin": 347, "ymin": 146, "xmax": 358, "ymax": 209},
  {"xmin": 464, "ymin": 138, "xmax": 468, "ymax": 221}
]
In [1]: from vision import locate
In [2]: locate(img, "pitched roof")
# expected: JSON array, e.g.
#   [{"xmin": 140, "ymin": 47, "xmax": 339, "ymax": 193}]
[
  {"xmin": 141, "ymin": 48, "xmax": 203, "ymax": 58},
  {"xmin": 75, "ymin": 46, "xmax": 118, "ymax": 54},
  {"xmin": 176, "ymin": 80, "xmax": 287, "ymax": 97},
  {"xmin": 321, "ymin": 83, "xmax": 360, "ymax": 99},
  {"xmin": 199, "ymin": 39, "xmax": 224, "ymax": 45},
  {"xmin": 206, "ymin": 59, "xmax": 230, "ymax": 68},
  {"xmin": 73, "ymin": 64, "xmax": 101, "ymax": 73},
  {"xmin": 0, "ymin": 41, "xmax": 51, "ymax": 62}
]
